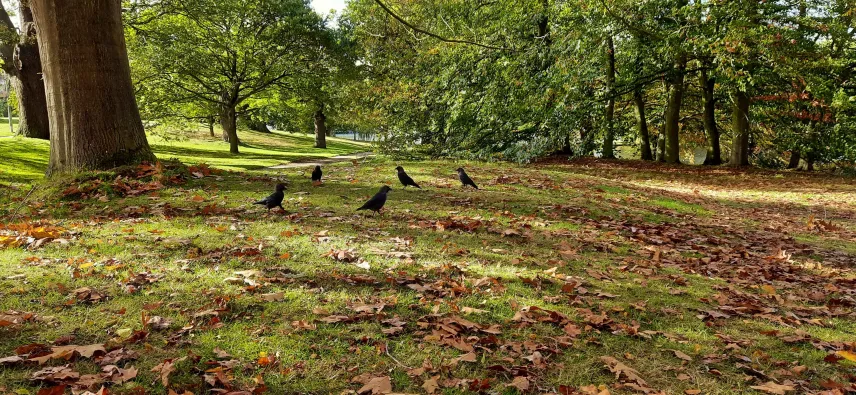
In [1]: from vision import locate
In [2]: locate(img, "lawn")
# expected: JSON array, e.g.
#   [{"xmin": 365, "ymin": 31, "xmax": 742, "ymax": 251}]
[
  {"xmin": 0, "ymin": 128, "xmax": 368, "ymax": 186},
  {"xmin": 0, "ymin": 143, "xmax": 854, "ymax": 394}
]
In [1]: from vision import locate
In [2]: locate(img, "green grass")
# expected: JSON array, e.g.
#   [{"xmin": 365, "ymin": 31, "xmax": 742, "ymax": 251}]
[
  {"xmin": 0, "ymin": 147, "xmax": 855, "ymax": 394},
  {"xmin": 148, "ymin": 128, "xmax": 369, "ymax": 172},
  {"xmin": 0, "ymin": 127, "xmax": 368, "ymax": 186},
  {"xmin": 0, "ymin": 137, "xmax": 49, "ymax": 184},
  {"xmin": 0, "ymin": 117, "xmax": 20, "ymax": 137}
]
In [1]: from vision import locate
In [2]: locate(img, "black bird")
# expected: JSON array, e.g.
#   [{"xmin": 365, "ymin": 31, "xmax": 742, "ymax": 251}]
[
  {"xmin": 254, "ymin": 183, "xmax": 286, "ymax": 212},
  {"xmin": 456, "ymin": 167, "xmax": 478, "ymax": 189},
  {"xmin": 311, "ymin": 165, "xmax": 323, "ymax": 183},
  {"xmin": 395, "ymin": 166, "xmax": 420, "ymax": 189},
  {"xmin": 356, "ymin": 185, "xmax": 392, "ymax": 214}
]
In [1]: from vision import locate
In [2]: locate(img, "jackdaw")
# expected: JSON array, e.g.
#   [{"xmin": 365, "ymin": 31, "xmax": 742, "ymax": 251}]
[
  {"xmin": 311, "ymin": 165, "xmax": 323, "ymax": 183},
  {"xmin": 356, "ymin": 185, "xmax": 392, "ymax": 214},
  {"xmin": 456, "ymin": 168, "xmax": 478, "ymax": 189},
  {"xmin": 254, "ymin": 183, "xmax": 286, "ymax": 211},
  {"xmin": 396, "ymin": 166, "xmax": 421, "ymax": 189}
]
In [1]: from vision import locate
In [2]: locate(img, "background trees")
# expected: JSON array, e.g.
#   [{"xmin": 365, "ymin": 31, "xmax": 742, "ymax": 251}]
[{"xmin": 339, "ymin": 0, "xmax": 855, "ymax": 168}]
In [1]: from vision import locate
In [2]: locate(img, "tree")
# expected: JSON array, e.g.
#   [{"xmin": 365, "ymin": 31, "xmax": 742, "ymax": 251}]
[
  {"xmin": 0, "ymin": 0, "xmax": 49, "ymax": 140},
  {"xmin": 314, "ymin": 104, "xmax": 327, "ymax": 148},
  {"xmin": 128, "ymin": 0, "xmax": 326, "ymax": 154},
  {"xmin": 30, "ymin": 0, "xmax": 154, "ymax": 175},
  {"xmin": 699, "ymin": 66, "xmax": 722, "ymax": 165}
]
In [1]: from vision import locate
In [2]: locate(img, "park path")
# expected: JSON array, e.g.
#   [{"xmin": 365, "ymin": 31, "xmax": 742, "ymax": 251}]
[{"xmin": 268, "ymin": 151, "xmax": 373, "ymax": 169}]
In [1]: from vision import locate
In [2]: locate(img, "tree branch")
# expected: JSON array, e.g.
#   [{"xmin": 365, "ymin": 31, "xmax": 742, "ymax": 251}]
[{"xmin": 371, "ymin": 0, "xmax": 512, "ymax": 51}]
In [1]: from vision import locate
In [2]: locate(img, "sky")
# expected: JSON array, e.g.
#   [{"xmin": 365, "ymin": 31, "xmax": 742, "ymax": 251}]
[{"xmin": 310, "ymin": 0, "xmax": 347, "ymax": 16}]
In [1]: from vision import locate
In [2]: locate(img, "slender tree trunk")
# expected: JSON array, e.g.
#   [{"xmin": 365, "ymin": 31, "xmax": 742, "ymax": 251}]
[
  {"xmin": 806, "ymin": 154, "xmax": 815, "ymax": 171},
  {"xmin": 220, "ymin": 105, "xmax": 239, "ymax": 154},
  {"xmin": 31, "ymin": 0, "xmax": 154, "ymax": 175},
  {"xmin": 700, "ymin": 68, "xmax": 721, "ymax": 165},
  {"xmin": 664, "ymin": 56, "xmax": 686, "ymax": 164},
  {"xmin": 314, "ymin": 104, "xmax": 327, "ymax": 149},
  {"xmin": 0, "ymin": 2, "xmax": 49, "ymax": 140},
  {"xmin": 602, "ymin": 36, "xmax": 617, "ymax": 159},
  {"xmin": 579, "ymin": 116, "xmax": 595, "ymax": 156},
  {"xmin": 787, "ymin": 150, "xmax": 801, "ymax": 169},
  {"xmin": 730, "ymin": 90, "xmax": 751, "ymax": 166},
  {"xmin": 633, "ymin": 89, "xmax": 653, "ymax": 161},
  {"xmin": 207, "ymin": 116, "xmax": 215, "ymax": 137},
  {"xmin": 656, "ymin": 81, "xmax": 670, "ymax": 162}
]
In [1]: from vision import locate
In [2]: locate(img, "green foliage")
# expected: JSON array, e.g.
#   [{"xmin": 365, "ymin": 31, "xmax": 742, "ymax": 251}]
[
  {"xmin": 337, "ymin": 0, "xmax": 855, "ymax": 166},
  {"xmin": 125, "ymin": 0, "xmax": 329, "ymax": 133}
]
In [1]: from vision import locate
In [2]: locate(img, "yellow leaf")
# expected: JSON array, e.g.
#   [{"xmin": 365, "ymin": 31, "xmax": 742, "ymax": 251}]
[{"xmin": 837, "ymin": 350, "xmax": 856, "ymax": 362}]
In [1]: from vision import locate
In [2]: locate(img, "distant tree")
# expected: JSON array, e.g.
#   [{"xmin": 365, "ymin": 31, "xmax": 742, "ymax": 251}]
[
  {"xmin": 127, "ymin": 0, "xmax": 327, "ymax": 153},
  {"xmin": 0, "ymin": 0, "xmax": 49, "ymax": 140}
]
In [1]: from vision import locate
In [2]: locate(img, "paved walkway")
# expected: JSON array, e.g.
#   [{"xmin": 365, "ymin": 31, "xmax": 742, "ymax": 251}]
[{"xmin": 268, "ymin": 151, "xmax": 373, "ymax": 169}]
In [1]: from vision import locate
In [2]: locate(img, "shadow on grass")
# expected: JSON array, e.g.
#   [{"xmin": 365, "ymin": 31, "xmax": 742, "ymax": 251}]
[{"xmin": 0, "ymin": 138, "xmax": 49, "ymax": 184}]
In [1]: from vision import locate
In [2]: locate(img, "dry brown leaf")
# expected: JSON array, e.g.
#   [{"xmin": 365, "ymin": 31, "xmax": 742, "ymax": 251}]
[
  {"xmin": 151, "ymin": 356, "xmax": 186, "ymax": 387},
  {"xmin": 750, "ymin": 381, "xmax": 795, "ymax": 394},
  {"xmin": 422, "ymin": 376, "xmax": 440, "ymax": 394},
  {"xmin": 357, "ymin": 375, "xmax": 392, "ymax": 394},
  {"xmin": 507, "ymin": 376, "xmax": 530, "ymax": 391}
]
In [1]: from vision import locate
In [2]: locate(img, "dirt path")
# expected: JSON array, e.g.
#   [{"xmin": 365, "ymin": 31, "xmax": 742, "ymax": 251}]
[{"xmin": 267, "ymin": 151, "xmax": 373, "ymax": 169}]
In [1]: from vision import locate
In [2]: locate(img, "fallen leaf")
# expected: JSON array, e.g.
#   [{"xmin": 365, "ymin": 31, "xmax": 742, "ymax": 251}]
[
  {"xmin": 357, "ymin": 375, "xmax": 392, "ymax": 394},
  {"xmin": 750, "ymin": 381, "xmax": 795, "ymax": 394},
  {"xmin": 507, "ymin": 376, "xmax": 530, "ymax": 391}
]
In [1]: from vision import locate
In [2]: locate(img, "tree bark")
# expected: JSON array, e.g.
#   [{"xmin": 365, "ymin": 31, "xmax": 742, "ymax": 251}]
[
  {"xmin": 0, "ymin": 2, "xmax": 49, "ymax": 140},
  {"xmin": 207, "ymin": 116, "xmax": 215, "ymax": 137},
  {"xmin": 700, "ymin": 68, "xmax": 721, "ymax": 165},
  {"xmin": 314, "ymin": 104, "xmax": 327, "ymax": 149},
  {"xmin": 787, "ymin": 150, "xmax": 801, "ymax": 169},
  {"xmin": 220, "ymin": 105, "xmax": 239, "ymax": 153},
  {"xmin": 31, "ymin": 0, "xmax": 154, "ymax": 175},
  {"xmin": 602, "ymin": 36, "xmax": 617, "ymax": 159},
  {"xmin": 633, "ymin": 89, "xmax": 653, "ymax": 161},
  {"xmin": 664, "ymin": 56, "xmax": 686, "ymax": 164},
  {"xmin": 730, "ymin": 89, "xmax": 751, "ymax": 166}
]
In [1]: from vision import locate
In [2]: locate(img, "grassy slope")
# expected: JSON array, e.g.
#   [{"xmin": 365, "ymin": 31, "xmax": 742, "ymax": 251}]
[
  {"xmin": 0, "ymin": 128, "xmax": 368, "ymax": 186},
  {"xmin": 0, "ymin": 147, "xmax": 854, "ymax": 394}
]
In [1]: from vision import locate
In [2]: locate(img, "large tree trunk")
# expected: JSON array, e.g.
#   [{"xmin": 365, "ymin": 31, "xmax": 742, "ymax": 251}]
[
  {"xmin": 787, "ymin": 150, "xmax": 801, "ymax": 169},
  {"xmin": 664, "ymin": 56, "xmax": 686, "ymax": 164},
  {"xmin": 700, "ymin": 68, "xmax": 722, "ymax": 165},
  {"xmin": 0, "ymin": 2, "xmax": 49, "ymax": 140},
  {"xmin": 633, "ymin": 89, "xmax": 653, "ymax": 161},
  {"xmin": 602, "ymin": 36, "xmax": 616, "ymax": 159},
  {"xmin": 314, "ymin": 105, "xmax": 327, "ymax": 149},
  {"xmin": 730, "ymin": 89, "xmax": 751, "ymax": 166},
  {"xmin": 31, "ymin": 0, "xmax": 154, "ymax": 175},
  {"xmin": 220, "ymin": 105, "xmax": 239, "ymax": 154}
]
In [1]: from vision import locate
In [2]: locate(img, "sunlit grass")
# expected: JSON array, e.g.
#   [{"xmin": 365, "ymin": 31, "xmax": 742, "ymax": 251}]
[{"xmin": 0, "ymin": 153, "xmax": 854, "ymax": 393}]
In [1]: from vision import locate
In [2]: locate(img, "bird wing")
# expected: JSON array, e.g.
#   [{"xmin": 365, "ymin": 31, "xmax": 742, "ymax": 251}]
[
  {"xmin": 357, "ymin": 192, "xmax": 387, "ymax": 211},
  {"xmin": 400, "ymin": 173, "xmax": 418, "ymax": 186}
]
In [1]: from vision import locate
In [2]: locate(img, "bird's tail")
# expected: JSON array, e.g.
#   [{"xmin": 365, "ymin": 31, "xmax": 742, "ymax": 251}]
[{"xmin": 253, "ymin": 200, "xmax": 265, "ymax": 205}]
